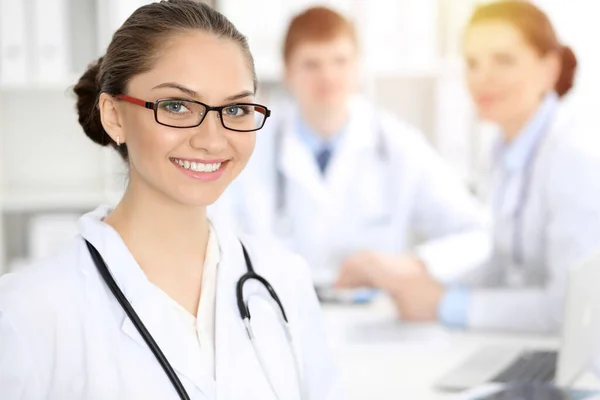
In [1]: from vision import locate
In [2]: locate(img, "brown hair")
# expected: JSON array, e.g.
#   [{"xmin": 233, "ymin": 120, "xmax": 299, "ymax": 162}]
[
  {"xmin": 73, "ymin": 0, "xmax": 257, "ymax": 161},
  {"xmin": 468, "ymin": 0, "xmax": 577, "ymax": 97},
  {"xmin": 283, "ymin": 6, "xmax": 357, "ymax": 63}
]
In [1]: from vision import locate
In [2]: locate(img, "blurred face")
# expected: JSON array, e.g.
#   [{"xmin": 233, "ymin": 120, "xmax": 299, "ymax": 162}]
[
  {"xmin": 100, "ymin": 31, "xmax": 257, "ymax": 207},
  {"xmin": 464, "ymin": 20, "xmax": 559, "ymax": 127},
  {"xmin": 285, "ymin": 36, "xmax": 358, "ymax": 114}
]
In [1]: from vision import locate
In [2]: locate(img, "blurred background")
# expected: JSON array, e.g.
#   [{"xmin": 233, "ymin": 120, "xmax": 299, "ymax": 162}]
[{"xmin": 0, "ymin": 0, "xmax": 597, "ymax": 275}]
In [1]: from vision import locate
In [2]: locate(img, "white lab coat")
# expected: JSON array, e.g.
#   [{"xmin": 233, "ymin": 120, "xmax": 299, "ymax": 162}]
[
  {"xmin": 0, "ymin": 206, "xmax": 345, "ymax": 400},
  {"xmin": 461, "ymin": 99, "xmax": 600, "ymax": 332},
  {"xmin": 210, "ymin": 96, "xmax": 490, "ymax": 284}
]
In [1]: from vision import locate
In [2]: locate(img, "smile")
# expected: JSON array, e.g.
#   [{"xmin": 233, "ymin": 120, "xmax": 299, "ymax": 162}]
[{"xmin": 170, "ymin": 157, "xmax": 223, "ymax": 172}]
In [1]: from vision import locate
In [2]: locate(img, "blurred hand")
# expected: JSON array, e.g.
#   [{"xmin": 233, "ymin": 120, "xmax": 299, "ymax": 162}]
[
  {"xmin": 387, "ymin": 262, "xmax": 444, "ymax": 322},
  {"xmin": 335, "ymin": 250, "xmax": 444, "ymax": 322},
  {"xmin": 334, "ymin": 251, "xmax": 423, "ymax": 290}
]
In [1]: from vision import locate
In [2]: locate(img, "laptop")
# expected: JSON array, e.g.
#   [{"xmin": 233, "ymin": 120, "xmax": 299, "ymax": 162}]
[{"xmin": 435, "ymin": 250, "xmax": 600, "ymax": 392}]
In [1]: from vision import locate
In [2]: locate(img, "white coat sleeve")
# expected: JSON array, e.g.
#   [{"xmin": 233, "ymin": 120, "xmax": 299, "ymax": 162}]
[
  {"xmin": 405, "ymin": 130, "xmax": 492, "ymax": 283},
  {"xmin": 467, "ymin": 143, "xmax": 600, "ymax": 332},
  {"xmin": 0, "ymin": 309, "xmax": 41, "ymax": 399},
  {"xmin": 290, "ymin": 255, "xmax": 348, "ymax": 400}
]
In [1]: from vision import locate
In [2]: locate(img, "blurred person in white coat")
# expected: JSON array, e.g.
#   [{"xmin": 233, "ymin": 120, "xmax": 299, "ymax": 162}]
[
  {"xmin": 211, "ymin": 6, "xmax": 490, "ymax": 291},
  {"xmin": 0, "ymin": 2, "xmax": 345, "ymax": 399},
  {"xmin": 339, "ymin": 1, "xmax": 600, "ymax": 333}
]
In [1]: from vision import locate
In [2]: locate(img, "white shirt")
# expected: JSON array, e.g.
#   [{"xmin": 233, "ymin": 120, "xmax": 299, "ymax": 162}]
[{"xmin": 156, "ymin": 224, "xmax": 219, "ymax": 379}]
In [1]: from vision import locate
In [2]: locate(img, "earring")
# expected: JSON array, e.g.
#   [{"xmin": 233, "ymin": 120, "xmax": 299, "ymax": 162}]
[{"xmin": 116, "ymin": 136, "xmax": 120, "ymax": 146}]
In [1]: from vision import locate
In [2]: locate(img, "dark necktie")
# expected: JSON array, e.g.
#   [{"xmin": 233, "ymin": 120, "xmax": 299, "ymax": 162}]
[{"xmin": 316, "ymin": 147, "xmax": 332, "ymax": 174}]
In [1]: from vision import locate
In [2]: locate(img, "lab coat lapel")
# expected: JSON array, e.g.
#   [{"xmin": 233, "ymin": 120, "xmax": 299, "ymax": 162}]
[
  {"xmin": 279, "ymin": 112, "xmax": 327, "ymax": 204},
  {"xmin": 78, "ymin": 208, "xmax": 215, "ymax": 397},
  {"xmin": 120, "ymin": 294, "xmax": 215, "ymax": 397},
  {"xmin": 325, "ymin": 103, "xmax": 378, "ymax": 215},
  {"xmin": 213, "ymin": 226, "xmax": 299, "ymax": 400},
  {"xmin": 214, "ymin": 226, "xmax": 273, "ymax": 399},
  {"xmin": 213, "ymin": 225, "xmax": 241, "ymax": 393}
]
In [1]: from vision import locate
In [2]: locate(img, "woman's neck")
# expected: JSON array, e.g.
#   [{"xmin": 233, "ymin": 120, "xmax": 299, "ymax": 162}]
[
  {"xmin": 500, "ymin": 102, "xmax": 542, "ymax": 143},
  {"xmin": 104, "ymin": 177, "xmax": 210, "ymax": 279}
]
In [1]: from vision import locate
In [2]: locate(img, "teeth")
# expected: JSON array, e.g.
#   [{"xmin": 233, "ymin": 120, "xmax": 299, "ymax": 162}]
[{"xmin": 173, "ymin": 158, "xmax": 222, "ymax": 173}]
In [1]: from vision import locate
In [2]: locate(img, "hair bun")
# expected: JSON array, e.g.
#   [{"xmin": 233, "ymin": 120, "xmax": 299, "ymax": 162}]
[
  {"xmin": 73, "ymin": 57, "xmax": 111, "ymax": 146},
  {"xmin": 556, "ymin": 45, "xmax": 578, "ymax": 97}
]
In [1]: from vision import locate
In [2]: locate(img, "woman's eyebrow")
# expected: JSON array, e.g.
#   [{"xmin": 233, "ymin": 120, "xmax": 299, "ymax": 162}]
[
  {"xmin": 151, "ymin": 84, "xmax": 254, "ymax": 102},
  {"xmin": 152, "ymin": 82, "xmax": 198, "ymax": 97},
  {"xmin": 224, "ymin": 90, "xmax": 255, "ymax": 102}
]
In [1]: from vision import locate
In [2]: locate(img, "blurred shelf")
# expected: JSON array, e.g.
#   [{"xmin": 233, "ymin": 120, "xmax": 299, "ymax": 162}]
[
  {"xmin": 368, "ymin": 58, "xmax": 464, "ymax": 79},
  {"xmin": 1, "ymin": 189, "xmax": 123, "ymax": 212},
  {"xmin": 256, "ymin": 57, "xmax": 465, "ymax": 85},
  {"xmin": 0, "ymin": 73, "xmax": 82, "ymax": 92}
]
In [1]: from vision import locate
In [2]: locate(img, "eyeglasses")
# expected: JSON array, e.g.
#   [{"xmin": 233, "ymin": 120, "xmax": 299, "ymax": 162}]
[{"xmin": 115, "ymin": 94, "xmax": 271, "ymax": 132}]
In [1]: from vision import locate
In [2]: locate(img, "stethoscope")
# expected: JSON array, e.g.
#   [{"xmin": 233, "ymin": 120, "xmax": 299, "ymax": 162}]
[
  {"xmin": 273, "ymin": 117, "xmax": 390, "ymax": 237},
  {"xmin": 85, "ymin": 239, "xmax": 305, "ymax": 400},
  {"xmin": 496, "ymin": 121, "xmax": 551, "ymax": 266}
]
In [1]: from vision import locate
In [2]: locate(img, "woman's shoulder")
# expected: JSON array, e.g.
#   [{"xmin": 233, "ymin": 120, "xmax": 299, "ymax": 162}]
[
  {"xmin": 545, "ymin": 104, "xmax": 600, "ymax": 162},
  {"xmin": 0, "ymin": 237, "xmax": 88, "ymax": 321},
  {"xmin": 541, "ymin": 104, "xmax": 600, "ymax": 201}
]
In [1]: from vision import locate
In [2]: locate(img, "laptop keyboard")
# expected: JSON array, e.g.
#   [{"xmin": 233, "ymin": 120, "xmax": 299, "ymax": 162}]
[{"xmin": 491, "ymin": 351, "xmax": 558, "ymax": 384}]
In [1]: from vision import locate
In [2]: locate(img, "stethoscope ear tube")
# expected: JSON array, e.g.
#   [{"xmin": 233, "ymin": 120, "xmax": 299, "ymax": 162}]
[{"xmin": 236, "ymin": 271, "xmax": 290, "ymax": 323}]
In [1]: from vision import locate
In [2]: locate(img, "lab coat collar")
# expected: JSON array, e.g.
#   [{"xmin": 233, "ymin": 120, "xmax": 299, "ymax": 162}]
[
  {"xmin": 78, "ymin": 206, "xmax": 217, "ymax": 397},
  {"xmin": 279, "ymin": 96, "xmax": 378, "ymax": 198},
  {"xmin": 287, "ymin": 95, "xmax": 377, "ymax": 154},
  {"xmin": 496, "ymin": 92, "xmax": 559, "ymax": 172},
  {"xmin": 212, "ymin": 222, "xmax": 246, "ymax": 393},
  {"xmin": 280, "ymin": 108, "xmax": 327, "ymax": 199},
  {"xmin": 294, "ymin": 111, "xmax": 347, "ymax": 156}
]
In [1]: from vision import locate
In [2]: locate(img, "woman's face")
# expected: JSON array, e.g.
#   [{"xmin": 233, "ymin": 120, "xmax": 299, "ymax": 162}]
[
  {"xmin": 285, "ymin": 36, "xmax": 358, "ymax": 115},
  {"xmin": 101, "ymin": 31, "xmax": 257, "ymax": 207},
  {"xmin": 464, "ymin": 20, "xmax": 559, "ymax": 127}
]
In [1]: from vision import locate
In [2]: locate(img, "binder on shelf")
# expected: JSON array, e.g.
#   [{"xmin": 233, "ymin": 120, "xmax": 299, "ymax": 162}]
[
  {"xmin": 32, "ymin": 0, "xmax": 70, "ymax": 84},
  {"xmin": 0, "ymin": 0, "xmax": 30, "ymax": 86}
]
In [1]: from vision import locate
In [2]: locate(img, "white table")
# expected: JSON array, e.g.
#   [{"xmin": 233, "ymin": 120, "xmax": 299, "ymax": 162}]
[{"xmin": 321, "ymin": 298, "xmax": 600, "ymax": 400}]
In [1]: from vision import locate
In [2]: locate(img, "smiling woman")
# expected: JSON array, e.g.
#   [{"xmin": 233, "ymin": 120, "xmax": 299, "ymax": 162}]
[{"xmin": 0, "ymin": 1, "xmax": 345, "ymax": 399}]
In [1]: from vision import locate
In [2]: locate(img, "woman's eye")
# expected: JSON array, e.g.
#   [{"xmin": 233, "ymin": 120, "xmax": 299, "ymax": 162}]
[
  {"xmin": 224, "ymin": 106, "xmax": 249, "ymax": 116},
  {"xmin": 162, "ymin": 101, "xmax": 189, "ymax": 113}
]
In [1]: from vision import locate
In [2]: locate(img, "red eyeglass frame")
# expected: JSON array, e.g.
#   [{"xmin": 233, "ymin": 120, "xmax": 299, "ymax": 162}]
[{"xmin": 115, "ymin": 94, "xmax": 271, "ymax": 132}]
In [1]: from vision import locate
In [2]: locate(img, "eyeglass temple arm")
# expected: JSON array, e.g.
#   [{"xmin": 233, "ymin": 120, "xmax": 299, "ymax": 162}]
[{"xmin": 116, "ymin": 94, "xmax": 155, "ymax": 110}]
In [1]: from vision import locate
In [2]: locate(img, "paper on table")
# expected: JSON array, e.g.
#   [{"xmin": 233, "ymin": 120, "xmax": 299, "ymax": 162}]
[
  {"xmin": 450, "ymin": 383, "xmax": 505, "ymax": 400},
  {"xmin": 452, "ymin": 383, "xmax": 600, "ymax": 400},
  {"xmin": 332, "ymin": 314, "xmax": 452, "ymax": 350}
]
